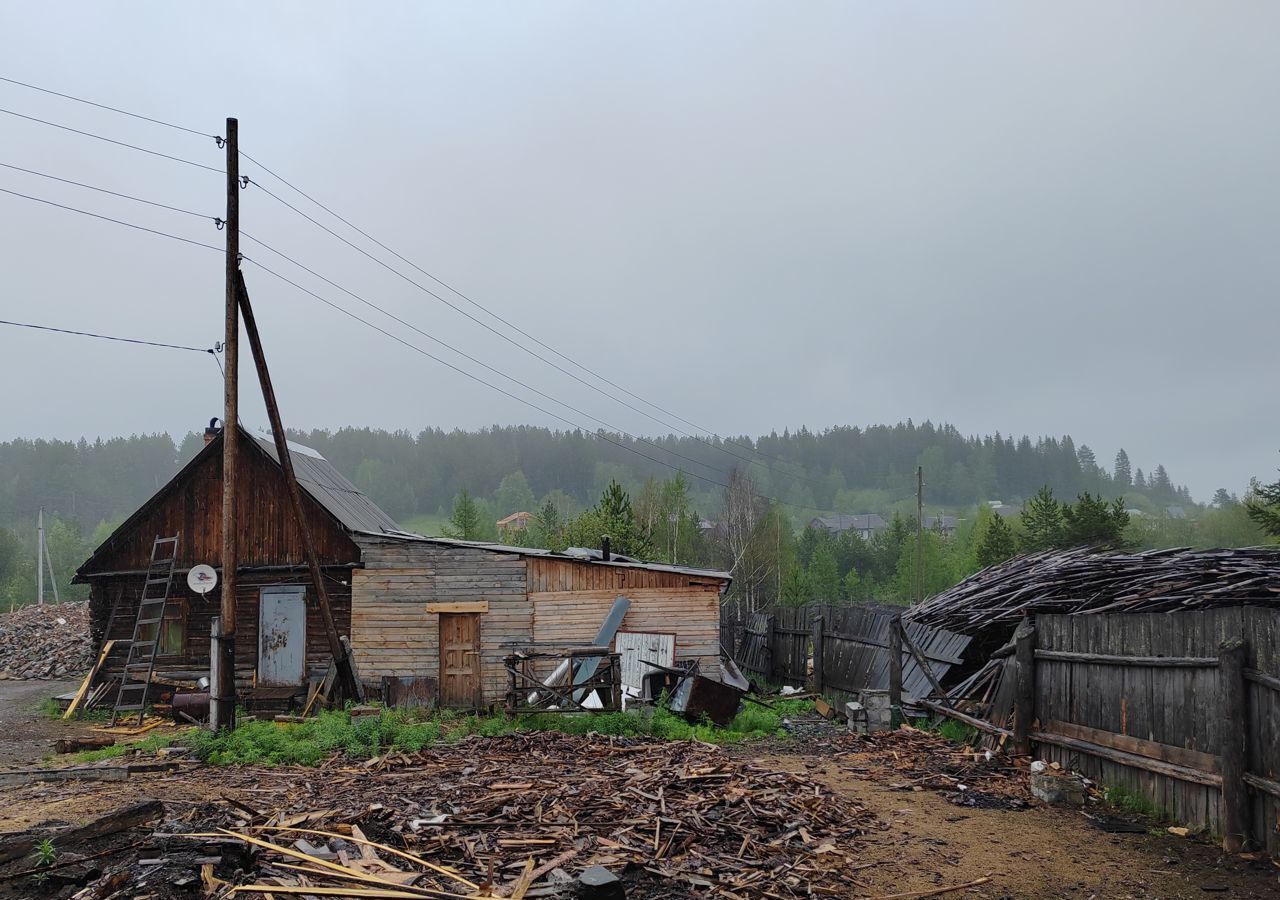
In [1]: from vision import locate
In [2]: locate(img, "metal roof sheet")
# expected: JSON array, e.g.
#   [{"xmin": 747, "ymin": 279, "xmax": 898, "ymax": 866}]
[
  {"xmin": 355, "ymin": 530, "xmax": 732, "ymax": 581},
  {"xmin": 250, "ymin": 434, "xmax": 401, "ymax": 535}
]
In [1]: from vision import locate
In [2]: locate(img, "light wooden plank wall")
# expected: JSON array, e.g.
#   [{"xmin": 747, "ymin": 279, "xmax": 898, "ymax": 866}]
[
  {"xmin": 351, "ymin": 540, "xmax": 528, "ymax": 702},
  {"xmin": 526, "ymin": 558, "xmax": 723, "ymax": 593},
  {"xmin": 352, "ymin": 540, "xmax": 728, "ymax": 705},
  {"xmin": 530, "ymin": 587, "xmax": 723, "ymax": 679}
]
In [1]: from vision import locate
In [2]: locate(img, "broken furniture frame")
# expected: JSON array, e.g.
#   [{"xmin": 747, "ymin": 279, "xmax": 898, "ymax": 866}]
[{"xmin": 504, "ymin": 647, "xmax": 623, "ymax": 714}]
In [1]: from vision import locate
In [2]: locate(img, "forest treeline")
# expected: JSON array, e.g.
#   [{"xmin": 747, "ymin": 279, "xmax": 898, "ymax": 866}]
[{"xmin": 0, "ymin": 421, "xmax": 1270, "ymax": 609}]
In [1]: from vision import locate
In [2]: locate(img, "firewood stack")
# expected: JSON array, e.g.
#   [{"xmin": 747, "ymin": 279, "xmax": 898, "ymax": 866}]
[{"xmin": 0, "ymin": 600, "xmax": 93, "ymax": 680}]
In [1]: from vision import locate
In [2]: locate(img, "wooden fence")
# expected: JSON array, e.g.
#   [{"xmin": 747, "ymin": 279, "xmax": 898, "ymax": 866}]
[
  {"xmin": 929, "ymin": 607, "xmax": 1280, "ymax": 853},
  {"xmin": 720, "ymin": 604, "xmax": 969, "ymax": 702}
]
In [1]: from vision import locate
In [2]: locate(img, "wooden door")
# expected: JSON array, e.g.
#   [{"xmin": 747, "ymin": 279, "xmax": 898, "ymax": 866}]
[{"xmin": 439, "ymin": 613, "xmax": 481, "ymax": 708}]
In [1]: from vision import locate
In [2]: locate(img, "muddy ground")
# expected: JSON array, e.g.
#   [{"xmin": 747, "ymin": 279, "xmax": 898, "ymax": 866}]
[
  {"xmin": 0, "ymin": 682, "xmax": 1276, "ymax": 898},
  {"xmin": 0, "ymin": 678, "xmax": 83, "ymax": 766}
]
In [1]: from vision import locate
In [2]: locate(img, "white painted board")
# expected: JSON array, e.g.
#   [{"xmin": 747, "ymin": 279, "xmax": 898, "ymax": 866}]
[{"xmin": 616, "ymin": 631, "xmax": 676, "ymax": 694}]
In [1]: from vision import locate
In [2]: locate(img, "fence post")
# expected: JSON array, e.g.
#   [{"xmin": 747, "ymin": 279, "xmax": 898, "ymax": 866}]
[
  {"xmin": 1013, "ymin": 618, "xmax": 1036, "ymax": 757},
  {"xmin": 764, "ymin": 614, "xmax": 778, "ymax": 682},
  {"xmin": 1218, "ymin": 638, "xmax": 1249, "ymax": 853},
  {"xmin": 811, "ymin": 614, "xmax": 825, "ymax": 694},
  {"xmin": 888, "ymin": 614, "xmax": 903, "ymax": 729}
]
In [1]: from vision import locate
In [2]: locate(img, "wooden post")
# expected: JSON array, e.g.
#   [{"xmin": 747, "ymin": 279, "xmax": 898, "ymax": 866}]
[
  {"xmin": 237, "ymin": 273, "xmax": 361, "ymax": 702},
  {"xmin": 1218, "ymin": 638, "xmax": 1249, "ymax": 853},
  {"xmin": 1013, "ymin": 618, "xmax": 1036, "ymax": 757},
  {"xmin": 915, "ymin": 466, "xmax": 924, "ymax": 604},
  {"xmin": 213, "ymin": 117, "xmax": 239, "ymax": 733},
  {"xmin": 208, "ymin": 615, "xmax": 222, "ymax": 731},
  {"xmin": 811, "ymin": 614, "xmax": 825, "ymax": 694},
  {"xmin": 610, "ymin": 654, "xmax": 622, "ymax": 711},
  {"xmin": 764, "ymin": 614, "xmax": 778, "ymax": 681},
  {"xmin": 888, "ymin": 614, "xmax": 904, "ymax": 729}
]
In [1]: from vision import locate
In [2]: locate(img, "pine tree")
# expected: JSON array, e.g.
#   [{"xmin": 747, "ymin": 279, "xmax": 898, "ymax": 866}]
[
  {"xmin": 1077, "ymin": 444, "xmax": 1097, "ymax": 473},
  {"xmin": 530, "ymin": 498, "xmax": 563, "ymax": 550},
  {"xmin": 976, "ymin": 512, "xmax": 1018, "ymax": 568},
  {"xmin": 1020, "ymin": 486, "xmax": 1064, "ymax": 551},
  {"xmin": 443, "ymin": 488, "xmax": 482, "ymax": 540},
  {"xmin": 1246, "ymin": 468, "xmax": 1280, "ymax": 538},
  {"xmin": 807, "ymin": 543, "xmax": 840, "ymax": 601},
  {"xmin": 1113, "ymin": 449, "xmax": 1132, "ymax": 487},
  {"xmin": 1134, "ymin": 468, "xmax": 1146, "ymax": 489},
  {"xmin": 1061, "ymin": 493, "xmax": 1130, "ymax": 548},
  {"xmin": 1212, "ymin": 488, "xmax": 1235, "ymax": 508}
]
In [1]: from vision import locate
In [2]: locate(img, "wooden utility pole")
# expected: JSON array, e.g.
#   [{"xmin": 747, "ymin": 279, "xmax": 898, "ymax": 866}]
[
  {"xmin": 212, "ymin": 117, "xmax": 239, "ymax": 732},
  {"xmin": 915, "ymin": 466, "xmax": 924, "ymax": 604},
  {"xmin": 236, "ymin": 272, "xmax": 361, "ymax": 701},
  {"xmin": 36, "ymin": 507, "xmax": 44, "ymax": 606}
]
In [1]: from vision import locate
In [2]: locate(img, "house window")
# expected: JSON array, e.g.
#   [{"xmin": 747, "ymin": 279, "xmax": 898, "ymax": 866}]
[{"xmin": 159, "ymin": 597, "xmax": 187, "ymax": 657}]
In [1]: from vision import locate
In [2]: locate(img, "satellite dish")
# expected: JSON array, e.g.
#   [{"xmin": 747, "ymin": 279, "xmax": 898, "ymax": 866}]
[{"xmin": 187, "ymin": 564, "xmax": 218, "ymax": 595}]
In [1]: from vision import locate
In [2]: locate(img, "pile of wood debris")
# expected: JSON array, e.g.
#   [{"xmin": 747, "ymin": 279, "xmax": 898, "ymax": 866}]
[
  {"xmin": 826, "ymin": 728, "xmax": 1032, "ymax": 811},
  {"xmin": 0, "ymin": 600, "xmax": 92, "ymax": 680},
  {"xmin": 10, "ymin": 733, "xmax": 882, "ymax": 899},
  {"xmin": 907, "ymin": 546, "xmax": 1280, "ymax": 639}
]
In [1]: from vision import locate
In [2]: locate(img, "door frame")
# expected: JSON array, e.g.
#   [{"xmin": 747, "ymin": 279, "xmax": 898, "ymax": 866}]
[
  {"xmin": 258, "ymin": 584, "xmax": 307, "ymax": 686},
  {"xmin": 438, "ymin": 612, "xmax": 482, "ymax": 709}
]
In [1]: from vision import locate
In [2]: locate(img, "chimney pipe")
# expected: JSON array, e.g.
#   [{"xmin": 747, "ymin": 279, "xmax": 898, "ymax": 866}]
[
  {"xmin": 204, "ymin": 417, "xmax": 223, "ymax": 445},
  {"xmin": 601, "ymin": 536, "xmax": 611, "ymax": 562}
]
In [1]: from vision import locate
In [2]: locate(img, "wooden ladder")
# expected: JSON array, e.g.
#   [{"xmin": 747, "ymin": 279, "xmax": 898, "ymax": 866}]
[{"xmin": 110, "ymin": 534, "xmax": 179, "ymax": 726}]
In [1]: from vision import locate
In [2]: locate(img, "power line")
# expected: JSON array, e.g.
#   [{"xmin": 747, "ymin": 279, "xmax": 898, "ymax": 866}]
[
  {"xmin": 244, "ymin": 170, "xmax": 832, "ymax": 493},
  {"xmin": 241, "ymin": 156, "xmax": 831, "ymax": 491},
  {"xmin": 0, "ymin": 161, "xmax": 217, "ymax": 220},
  {"xmin": 0, "ymin": 72, "xmax": 823, "ymax": 490},
  {"xmin": 0, "ymin": 177, "xmax": 823, "ymax": 513},
  {"xmin": 0, "ymin": 107, "xmax": 223, "ymax": 174},
  {"xmin": 0, "ymin": 318, "xmax": 215, "ymax": 354},
  {"xmin": 0, "ymin": 75, "xmax": 214, "ymax": 138},
  {"xmin": 241, "ymin": 257, "xmax": 753, "ymax": 498},
  {"xmin": 0, "ymin": 187, "xmax": 224, "ymax": 253},
  {"xmin": 238, "ymin": 230, "xmax": 730, "ymax": 479}
]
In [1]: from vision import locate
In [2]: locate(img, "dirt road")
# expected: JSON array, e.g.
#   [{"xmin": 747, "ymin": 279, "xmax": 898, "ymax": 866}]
[
  {"xmin": 754, "ymin": 742, "xmax": 1279, "ymax": 899},
  {"xmin": 0, "ymin": 677, "xmax": 81, "ymax": 766}
]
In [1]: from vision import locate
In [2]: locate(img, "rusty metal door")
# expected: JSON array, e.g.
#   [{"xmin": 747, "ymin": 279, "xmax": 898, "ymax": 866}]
[
  {"xmin": 439, "ymin": 613, "xmax": 481, "ymax": 708},
  {"xmin": 259, "ymin": 586, "xmax": 306, "ymax": 686}
]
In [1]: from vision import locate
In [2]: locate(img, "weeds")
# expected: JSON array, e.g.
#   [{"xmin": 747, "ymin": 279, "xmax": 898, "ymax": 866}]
[
  {"xmin": 921, "ymin": 716, "xmax": 977, "ymax": 745},
  {"xmin": 187, "ymin": 698, "xmax": 815, "ymax": 767},
  {"xmin": 31, "ymin": 838, "xmax": 55, "ymax": 885},
  {"xmin": 1102, "ymin": 784, "xmax": 1165, "ymax": 819}
]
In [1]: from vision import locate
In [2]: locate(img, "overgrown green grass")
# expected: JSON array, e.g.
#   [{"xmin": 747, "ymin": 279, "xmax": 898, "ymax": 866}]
[
  {"xmin": 1103, "ymin": 784, "xmax": 1165, "ymax": 819},
  {"xmin": 918, "ymin": 715, "xmax": 977, "ymax": 745},
  {"xmin": 187, "ymin": 698, "xmax": 814, "ymax": 767}
]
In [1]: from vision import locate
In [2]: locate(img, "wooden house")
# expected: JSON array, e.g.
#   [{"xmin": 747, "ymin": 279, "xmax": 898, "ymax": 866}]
[
  {"xmin": 349, "ymin": 534, "xmax": 731, "ymax": 707},
  {"xmin": 75, "ymin": 425, "xmax": 399, "ymax": 686},
  {"xmin": 76, "ymin": 426, "xmax": 732, "ymax": 708}
]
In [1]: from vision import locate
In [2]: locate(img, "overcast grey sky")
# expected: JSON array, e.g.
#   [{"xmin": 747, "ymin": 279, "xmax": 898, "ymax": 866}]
[{"xmin": 1, "ymin": 3, "xmax": 1276, "ymax": 500}]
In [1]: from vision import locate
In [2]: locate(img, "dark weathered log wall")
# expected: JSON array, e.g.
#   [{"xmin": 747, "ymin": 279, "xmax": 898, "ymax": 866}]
[
  {"xmin": 82, "ymin": 432, "xmax": 358, "ymax": 574},
  {"xmin": 89, "ymin": 570, "xmax": 353, "ymax": 681}
]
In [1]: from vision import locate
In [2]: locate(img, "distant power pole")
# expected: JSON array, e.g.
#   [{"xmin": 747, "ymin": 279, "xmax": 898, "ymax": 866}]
[
  {"xmin": 36, "ymin": 507, "xmax": 44, "ymax": 606},
  {"xmin": 213, "ymin": 117, "xmax": 240, "ymax": 732},
  {"xmin": 915, "ymin": 466, "xmax": 924, "ymax": 604}
]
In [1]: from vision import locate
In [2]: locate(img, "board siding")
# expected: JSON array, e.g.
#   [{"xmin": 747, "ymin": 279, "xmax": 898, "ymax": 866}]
[{"xmin": 351, "ymin": 538, "xmax": 727, "ymax": 705}]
